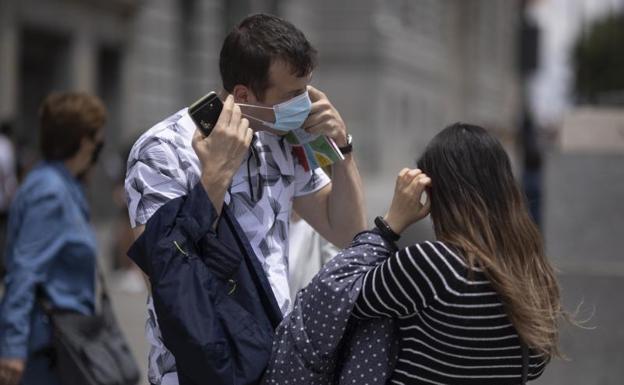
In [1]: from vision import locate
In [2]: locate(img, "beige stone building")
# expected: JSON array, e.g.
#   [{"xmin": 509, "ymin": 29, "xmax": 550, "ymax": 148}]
[
  {"xmin": 284, "ymin": 0, "xmax": 521, "ymax": 175},
  {"xmin": 0, "ymin": 0, "xmax": 521, "ymax": 215}
]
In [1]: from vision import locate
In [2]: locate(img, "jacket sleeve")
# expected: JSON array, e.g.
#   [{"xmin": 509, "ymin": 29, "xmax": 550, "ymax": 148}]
[
  {"xmin": 127, "ymin": 181, "xmax": 219, "ymax": 277},
  {"xmin": 0, "ymin": 191, "xmax": 67, "ymax": 359},
  {"xmin": 128, "ymin": 182, "xmax": 238, "ymax": 385},
  {"xmin": 261, "ymin": 229, "xmax": 397, "ymax": 384}
]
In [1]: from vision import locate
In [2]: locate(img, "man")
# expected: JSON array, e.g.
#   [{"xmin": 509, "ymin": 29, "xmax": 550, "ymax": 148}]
[{"xmin": 125, "ymin": 14, "xmax": 366, "ymax": 385}]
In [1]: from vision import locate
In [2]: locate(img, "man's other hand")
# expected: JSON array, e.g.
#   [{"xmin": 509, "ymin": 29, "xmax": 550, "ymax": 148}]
[{"xmin": 302, "ymin": 86, "xmax": 348, "ymax": 147}]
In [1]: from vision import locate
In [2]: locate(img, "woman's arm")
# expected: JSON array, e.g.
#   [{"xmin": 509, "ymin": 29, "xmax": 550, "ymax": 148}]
[
  {"xmin": 0, "ymin": 191, "xmax": 66, "ymax": 376},
  {"xmin": 353, "ymin": 168, "xmax": 433, "ymax": 319}
]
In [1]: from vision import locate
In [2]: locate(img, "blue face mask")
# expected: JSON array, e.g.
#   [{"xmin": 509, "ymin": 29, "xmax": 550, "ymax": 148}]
[{"xmin": 239, "ymin": 91, "xmax": 312, "ymax": 132}]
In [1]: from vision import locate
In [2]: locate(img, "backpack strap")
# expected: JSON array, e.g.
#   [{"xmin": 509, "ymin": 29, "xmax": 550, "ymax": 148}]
[{"xmin": 521, "ymin": 342, "xmax": 529, "ymax": 385}]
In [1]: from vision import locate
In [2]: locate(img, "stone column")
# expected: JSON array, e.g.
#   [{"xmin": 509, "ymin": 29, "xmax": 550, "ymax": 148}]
[
  {"xmin": 70, "ymin": 26, "xmax": 96, "ymax": 93},
  {"xmin": 0, "ymin": 0, "xmax": 19, "ymax": 120}
]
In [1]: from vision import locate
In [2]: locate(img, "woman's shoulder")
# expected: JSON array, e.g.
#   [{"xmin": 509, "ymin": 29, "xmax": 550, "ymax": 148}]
[
  {"xmin": 403, "ymin": 240, "xmax": 481, "ymax": 273},
  {"xmin": 402, "ymin": 241, "xmax": 490, "ymax": 295},
  {"xmin": 16, "ymin": 164, "xmax": 66, "ymax": 203},
  {"xmin": 403, "ymin": 240, "xmax": 460, "ymax": 258}
]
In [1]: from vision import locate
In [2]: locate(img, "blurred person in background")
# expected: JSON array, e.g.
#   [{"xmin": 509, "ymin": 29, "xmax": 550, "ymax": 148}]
[
  {"xmin": 0, "ymin": 92, "xmax": 107, "ymax": 385},
  {"xmin": 0, "ymin": 121, "xmax": 18, "ymax": 279},
  {"xmin": 265, "ymin": 123, "xmax": 563, "ymax": 384}
]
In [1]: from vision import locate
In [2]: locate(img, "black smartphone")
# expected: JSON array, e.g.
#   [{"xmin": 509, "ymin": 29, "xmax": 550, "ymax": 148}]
[{"xmin": 189, "ymin": 91, "xmax": 223, "ymax": 136}]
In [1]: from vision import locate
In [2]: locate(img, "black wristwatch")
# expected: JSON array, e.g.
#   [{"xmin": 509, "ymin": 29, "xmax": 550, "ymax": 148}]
[
  {"xmin": 338, "ymin": 134, "xmax": 353, "ymax": 155},
  {"xmin": 374, "ymin": 216, "xmax": 401, "ymax": 242}
]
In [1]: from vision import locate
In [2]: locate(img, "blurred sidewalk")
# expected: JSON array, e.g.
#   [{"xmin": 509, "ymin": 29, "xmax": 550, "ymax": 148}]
[{"xmin": 95, "ymin": 220, "xmax": 150, "ymax": 385}]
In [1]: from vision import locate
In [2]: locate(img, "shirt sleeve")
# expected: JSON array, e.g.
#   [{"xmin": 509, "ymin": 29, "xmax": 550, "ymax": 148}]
[
  {"xmin": 125, "ymin": 136, "xmax": 190, "ymax": 227},
  {"xmin": 352, "ymin": 243, "xmax": 438, "ymax": 319},
  {"xmin": 0, "ymin": 192, "xmax": 67, "ymax": 359},
  {"xmin": 293, "ymin": 164, "xmax": 330, "ymax": 198}
]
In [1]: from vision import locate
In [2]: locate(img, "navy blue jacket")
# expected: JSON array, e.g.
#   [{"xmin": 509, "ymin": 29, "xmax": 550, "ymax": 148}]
[{"xmin": 128, "ymin": 182, "xmax": 283, "ymax": 385}]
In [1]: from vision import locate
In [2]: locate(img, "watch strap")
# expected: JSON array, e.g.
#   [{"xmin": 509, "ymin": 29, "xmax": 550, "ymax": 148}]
[
  {"xmin": 374, "ymin": 216, "xmax": 401, "ymax": 242},
  {"xmin": 338, "ymin": 134, "xmax": 353, "ymax": 155}
]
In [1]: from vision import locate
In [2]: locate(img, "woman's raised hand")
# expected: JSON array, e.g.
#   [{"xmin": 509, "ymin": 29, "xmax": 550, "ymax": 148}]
[{"xmin": 384, "ymin": 168, "xmax": 432, "ymax": 235}]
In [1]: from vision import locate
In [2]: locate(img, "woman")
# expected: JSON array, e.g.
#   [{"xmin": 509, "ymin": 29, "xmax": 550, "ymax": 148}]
[
  {"xmin": 0, "ymin": 92, "xmax": 107, "ymax": 385},
  {"xmin": 263, "ymin": 123, "xmax": 561, "ymax": 385}
]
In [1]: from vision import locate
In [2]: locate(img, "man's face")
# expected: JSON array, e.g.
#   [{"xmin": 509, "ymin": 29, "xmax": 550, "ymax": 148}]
[
  {"xmin": 260, "ymin": 60, "xmax": 310, "ymax": 105},
  {"xmin": 235, "ymin": 60, "xmax": 311, "ymax": 134}
]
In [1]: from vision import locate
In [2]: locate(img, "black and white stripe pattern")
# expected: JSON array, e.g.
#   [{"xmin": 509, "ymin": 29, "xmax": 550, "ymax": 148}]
[{"xmin": 353, "ymin": 241, "xmax": 547, "ymax": 385}]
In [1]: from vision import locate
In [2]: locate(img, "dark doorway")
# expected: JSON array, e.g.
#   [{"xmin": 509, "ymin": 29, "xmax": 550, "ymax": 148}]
[
  {"xmin": 17, "ymin": 28, "xmax": 70, "ymax": 178},
  {"xmin": 92, "ymin": 44, "xmax": 123, "ymax": 219}
]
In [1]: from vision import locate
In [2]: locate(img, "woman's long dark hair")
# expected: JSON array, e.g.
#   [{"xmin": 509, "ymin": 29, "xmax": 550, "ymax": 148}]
[{"xmin": 417, "ymin": 123, "xmax": 562, "ymax": 358}]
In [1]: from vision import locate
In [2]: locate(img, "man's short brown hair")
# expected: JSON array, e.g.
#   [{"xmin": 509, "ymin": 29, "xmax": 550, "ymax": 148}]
[
  {"xmin": 219, "ymin": 14, "xmax": 317, "ymax": 101},
  {"xmin": 39, "ymin": 92, "xmax": 107, "ymax": 161}
]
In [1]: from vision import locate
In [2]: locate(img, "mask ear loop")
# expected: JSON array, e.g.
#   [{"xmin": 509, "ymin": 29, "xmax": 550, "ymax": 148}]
[
  {"xmin": 236, "ymin": 103, "xmax": 277, "ymax": 129},
  {"xmin": 235, "ymin": 103, "xmax": 273, "ymax": 110},
  {"xmin": 240, "ymin": 113, "xmax": 275, "ymax": 129}
]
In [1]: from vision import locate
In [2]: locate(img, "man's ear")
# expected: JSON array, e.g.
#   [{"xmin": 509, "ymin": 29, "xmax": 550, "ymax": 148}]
[{"xmin": 232, "ymin": 85, "xmax": 255, "ymax": 104}]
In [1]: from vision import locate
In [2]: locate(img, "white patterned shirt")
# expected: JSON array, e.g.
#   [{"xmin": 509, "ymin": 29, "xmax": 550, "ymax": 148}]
[{"xmin": 124, "ymin": 108, "xmax": 330, "ymax": 384}]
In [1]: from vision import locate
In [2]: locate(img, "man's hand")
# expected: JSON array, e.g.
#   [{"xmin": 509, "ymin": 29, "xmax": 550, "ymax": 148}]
[
  {"xmin": 384, "ymin": 168, "xmax": 432, "ymax": 235},
  {"xmin": 302, "ymin": 86, "xmax": 348, "ymax": 147},
  {"xmin": 192, "ymin": 95, "xmax": 253, "ymax": 213},
  {"xmin": 0, "ymin": 358, "xmax": 25, "ymax": 385}
]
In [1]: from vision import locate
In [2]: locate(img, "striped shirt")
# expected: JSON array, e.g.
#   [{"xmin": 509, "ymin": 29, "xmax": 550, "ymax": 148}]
[{"xmin": 352, "ymin": 240, "xmax": 548, "ymax": 385}]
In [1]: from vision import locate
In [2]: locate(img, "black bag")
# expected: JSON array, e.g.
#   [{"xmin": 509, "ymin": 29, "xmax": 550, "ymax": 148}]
[{"xmin": 38, "ymin": 269, "xmax": 141, "ymax": 385}]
